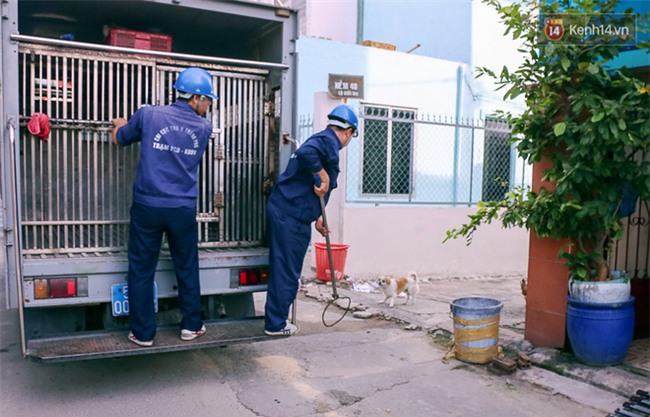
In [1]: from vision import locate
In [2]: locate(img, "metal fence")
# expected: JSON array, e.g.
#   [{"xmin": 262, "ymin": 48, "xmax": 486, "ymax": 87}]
[
  {"xmin": 297, "ymin": 105, "xmax": 532, "ymax": 206},
  {"xmin": 610, "ymin": 199, "xmax": 650, "ymax": 279},
  {"xmin": 297, "ymin": 114, "xmax": 313, "ymax": 146}
]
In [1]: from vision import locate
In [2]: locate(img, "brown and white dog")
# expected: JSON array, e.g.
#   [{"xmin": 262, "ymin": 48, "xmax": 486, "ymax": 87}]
[{"xmin": 377, "ymin": 271, "xmax": 419, "ymax": 308}]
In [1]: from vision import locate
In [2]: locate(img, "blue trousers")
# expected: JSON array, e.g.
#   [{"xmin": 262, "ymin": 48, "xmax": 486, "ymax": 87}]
[
  {"xmin": 127, "ymin": 202, "xmax": 203, "ymax": 341},
  {"xmin": 264, "ymin": 201, "xmax": 311, "ymax": 332}
]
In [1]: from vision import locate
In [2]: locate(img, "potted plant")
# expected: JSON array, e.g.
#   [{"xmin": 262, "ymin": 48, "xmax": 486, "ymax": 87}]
[{"xmin": 444, "ymin": 0, "xmax": 650, "ymax": 366}]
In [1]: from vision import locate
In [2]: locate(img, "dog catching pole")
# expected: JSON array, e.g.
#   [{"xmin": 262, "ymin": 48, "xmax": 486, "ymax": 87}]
[{"xmin": 318, "ymin": 195, "xmax": 352, "ymax": 327}]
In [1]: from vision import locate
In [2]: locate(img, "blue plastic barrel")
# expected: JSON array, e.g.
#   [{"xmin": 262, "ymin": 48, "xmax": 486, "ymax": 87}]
[
  {"xmin": 450, "ymin": 297, "xmax": 503, "ymax": 364},
  {"xmin": 566, "ymin": 296, "xmax": 635, "ymax": 367}
]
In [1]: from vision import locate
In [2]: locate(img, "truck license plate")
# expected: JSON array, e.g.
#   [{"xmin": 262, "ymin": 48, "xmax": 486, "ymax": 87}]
[{"xmin": 111, "ymin": 283, "xmax": 158, "ymax": 317}]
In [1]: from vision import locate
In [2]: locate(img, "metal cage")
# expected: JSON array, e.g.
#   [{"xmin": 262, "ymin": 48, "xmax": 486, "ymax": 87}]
[{"xmin": 18, "ymin": 43, "xmax": 271, "ymax": 256}]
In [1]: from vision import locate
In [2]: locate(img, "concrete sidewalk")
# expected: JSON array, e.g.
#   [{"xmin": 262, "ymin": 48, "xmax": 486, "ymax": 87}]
[{"xmin": 300, "ymin": 273, "xmax": 650, "ymax": 413}]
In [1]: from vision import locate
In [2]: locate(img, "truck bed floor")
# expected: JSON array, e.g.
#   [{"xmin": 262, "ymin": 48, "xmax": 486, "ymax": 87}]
[{"xmin": 25, "ymin": 317, "xmax": 278, "ymax": 363}]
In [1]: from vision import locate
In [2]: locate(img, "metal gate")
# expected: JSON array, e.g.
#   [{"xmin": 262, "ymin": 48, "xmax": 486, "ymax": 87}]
[
  {"xmin": 18, "ymin": 43, "xmax": 270, "ymax": 256},
  {"xmin": 610, "ymin": 199, "xmax": 650, "ymax": 279}
]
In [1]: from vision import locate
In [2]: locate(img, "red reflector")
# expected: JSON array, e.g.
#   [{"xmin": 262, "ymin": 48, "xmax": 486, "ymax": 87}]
[
  {"xmin": 49, "ymin": 278, "xmax": 76, "ymax": 298},
  {"xmin": 239, "ymin": 270, "xmax": 260, "ymax": 286}
]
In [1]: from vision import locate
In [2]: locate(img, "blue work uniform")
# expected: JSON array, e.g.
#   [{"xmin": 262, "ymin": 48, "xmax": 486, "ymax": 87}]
[
  {"xmin": 265, "ymin": 127, "xmax": 342, "ymax": 332},
  {"xmin": 116, "ymin": 101, "xmax": 212, "ymax": 341}
]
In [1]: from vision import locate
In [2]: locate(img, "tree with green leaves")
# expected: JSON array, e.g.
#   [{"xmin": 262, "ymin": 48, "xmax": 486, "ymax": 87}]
[{"xmin": 445, "ymin": 0, "xmax": 650, "ymax": 281}]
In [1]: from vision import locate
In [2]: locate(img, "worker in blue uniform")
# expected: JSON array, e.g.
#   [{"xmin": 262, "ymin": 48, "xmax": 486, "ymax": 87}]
[
  {"xmin": 264, "ymin": 104, "xmax": 358, "ymax": 336},
  {"xmin": 112, "ymin": 67, "xmax": 218, "ymax": 347}
]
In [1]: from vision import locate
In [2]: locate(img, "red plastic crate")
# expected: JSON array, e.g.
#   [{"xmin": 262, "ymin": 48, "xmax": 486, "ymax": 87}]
[{"xmin": 107, "ymin": 28, "xmax": 172, "ymax": 52}]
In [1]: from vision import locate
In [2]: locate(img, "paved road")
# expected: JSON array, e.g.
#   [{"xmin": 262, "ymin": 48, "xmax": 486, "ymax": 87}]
[
  {"xmin": 0, "ymin": 210, "xmax": 625, "ymax": 417},
  {"xmin": 0, "ymin": 275, "xmax": 616, "ymax": 417}
]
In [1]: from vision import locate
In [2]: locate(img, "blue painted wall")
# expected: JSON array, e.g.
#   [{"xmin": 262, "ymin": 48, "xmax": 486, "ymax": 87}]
[
  {"xmin": 612, "ymin": 0, "xmax": 650, "ymax": 70},
  {"xmin": 362, "ymin": 0, "xmax": 473, "ymax": 63}
]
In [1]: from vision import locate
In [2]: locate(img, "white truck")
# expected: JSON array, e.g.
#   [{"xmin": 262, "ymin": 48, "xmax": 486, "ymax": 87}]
[{"xmin": 1, "ymin": 0, "xmax": 297, "ymax": 362}]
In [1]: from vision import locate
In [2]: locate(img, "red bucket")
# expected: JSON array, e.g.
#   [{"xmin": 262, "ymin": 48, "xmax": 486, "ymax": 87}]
[{"xmin": 314, "ymin": 242, "xmax": 349, "ymax": 282}]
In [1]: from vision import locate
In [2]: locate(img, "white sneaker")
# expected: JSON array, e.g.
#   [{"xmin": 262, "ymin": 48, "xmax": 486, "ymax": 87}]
[
  {"xmin": 265, "ymin": 322, "xmax": 299, "ymax": 336},
  {"xmin": 180, "ymin": 325, "xmax": 207, "ymax": 341},
  {"xmin": 128, "ymin": 331, "xmax": 154, "ymax": 347}
]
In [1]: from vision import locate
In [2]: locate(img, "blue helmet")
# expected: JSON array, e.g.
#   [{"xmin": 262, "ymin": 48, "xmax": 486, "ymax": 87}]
[
  {"xmin": 174, "ymin": 67, "xmax": 218, "ymax": 100},
  {"xmin": 327, "ymin": 104, "xmax": 358, "ymax": 136}
]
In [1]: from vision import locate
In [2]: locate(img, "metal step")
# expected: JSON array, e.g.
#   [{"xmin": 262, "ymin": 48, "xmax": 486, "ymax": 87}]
[{"xmin": 25, "ymin": 317, "xmax": 277, "ymax": 363}]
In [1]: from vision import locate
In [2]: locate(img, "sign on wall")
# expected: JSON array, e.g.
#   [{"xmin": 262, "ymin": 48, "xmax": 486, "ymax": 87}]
[{"xmin": 328, "ymin": 74, "xmax": 364, "ymax": 99}]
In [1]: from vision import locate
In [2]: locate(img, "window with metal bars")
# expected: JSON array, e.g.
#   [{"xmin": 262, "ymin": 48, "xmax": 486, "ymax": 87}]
[
  {"xmin": 481, "ymin": 118, "xmax": 513, "ymax": 201},
  {"xmin": 361, "ymin": 105, "xmax": 415, "ymax": 196}
]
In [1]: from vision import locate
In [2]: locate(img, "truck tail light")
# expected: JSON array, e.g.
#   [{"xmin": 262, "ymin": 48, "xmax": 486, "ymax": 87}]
[
  {"xmin": 50, "ymin": 278, "xmax": 76, "ymax": 298},
  {"xmin": 239, "ymin": 269, "xmax": 269, "ymax": 286},
  {"xmin": 34, "ymin": 279, "xmax": 49, "ymax": 299},
  {"xmin": 33, "ymin": 277, "xmax": 88, "ymax": 299}
]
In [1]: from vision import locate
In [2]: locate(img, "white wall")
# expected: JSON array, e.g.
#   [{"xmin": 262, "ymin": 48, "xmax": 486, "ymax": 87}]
[
  {"xmin": 332, "ymin": 206, "xmax": 529, "ymax": 279},
  {"xmin": 296, "ymin": 36, "xmax": 475, "ymax": 120},
  {"xmin": 470, "ymin": 0, "xmax": 526, "ymax": 118},
  {"xmin": 307, "ymin": 164, "xmax": 530, "ymax": 280},
  {"xmin": 302, "ymin": 0, "xmax": 358, "ymax": 42},
  {"xmin": 303, "ymin": 93, "xmax": 529, "ymax": 281},
  {"xmin": 294, "ymin": 9, "xmax": 530, "ymax": 281}
]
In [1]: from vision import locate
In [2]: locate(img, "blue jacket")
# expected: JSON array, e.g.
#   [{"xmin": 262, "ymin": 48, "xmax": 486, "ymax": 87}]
[
  {"xmin": 117, "ymin": 101, "xmax": 212, "ymax": 208},
  {"xmin": 268, "ymin": 127, "xmax": 342, "ymax": 223}
]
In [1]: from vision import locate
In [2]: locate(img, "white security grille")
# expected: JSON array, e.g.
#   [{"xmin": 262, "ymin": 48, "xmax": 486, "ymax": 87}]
[{"xmin": 346, "ymin": 105, "xmax": 531, "ymax": 205}]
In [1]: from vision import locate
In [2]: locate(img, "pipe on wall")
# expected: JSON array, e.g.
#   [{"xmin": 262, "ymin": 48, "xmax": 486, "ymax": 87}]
[{"xmin": 452, "ymin": 64, "xmax": 464, "ymax": 206}]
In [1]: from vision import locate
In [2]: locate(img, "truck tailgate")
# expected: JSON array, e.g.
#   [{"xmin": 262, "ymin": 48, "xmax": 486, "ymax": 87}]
[{"xmin": 25, "ymin": 317, "xmax": 279, "ymax": 363}]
